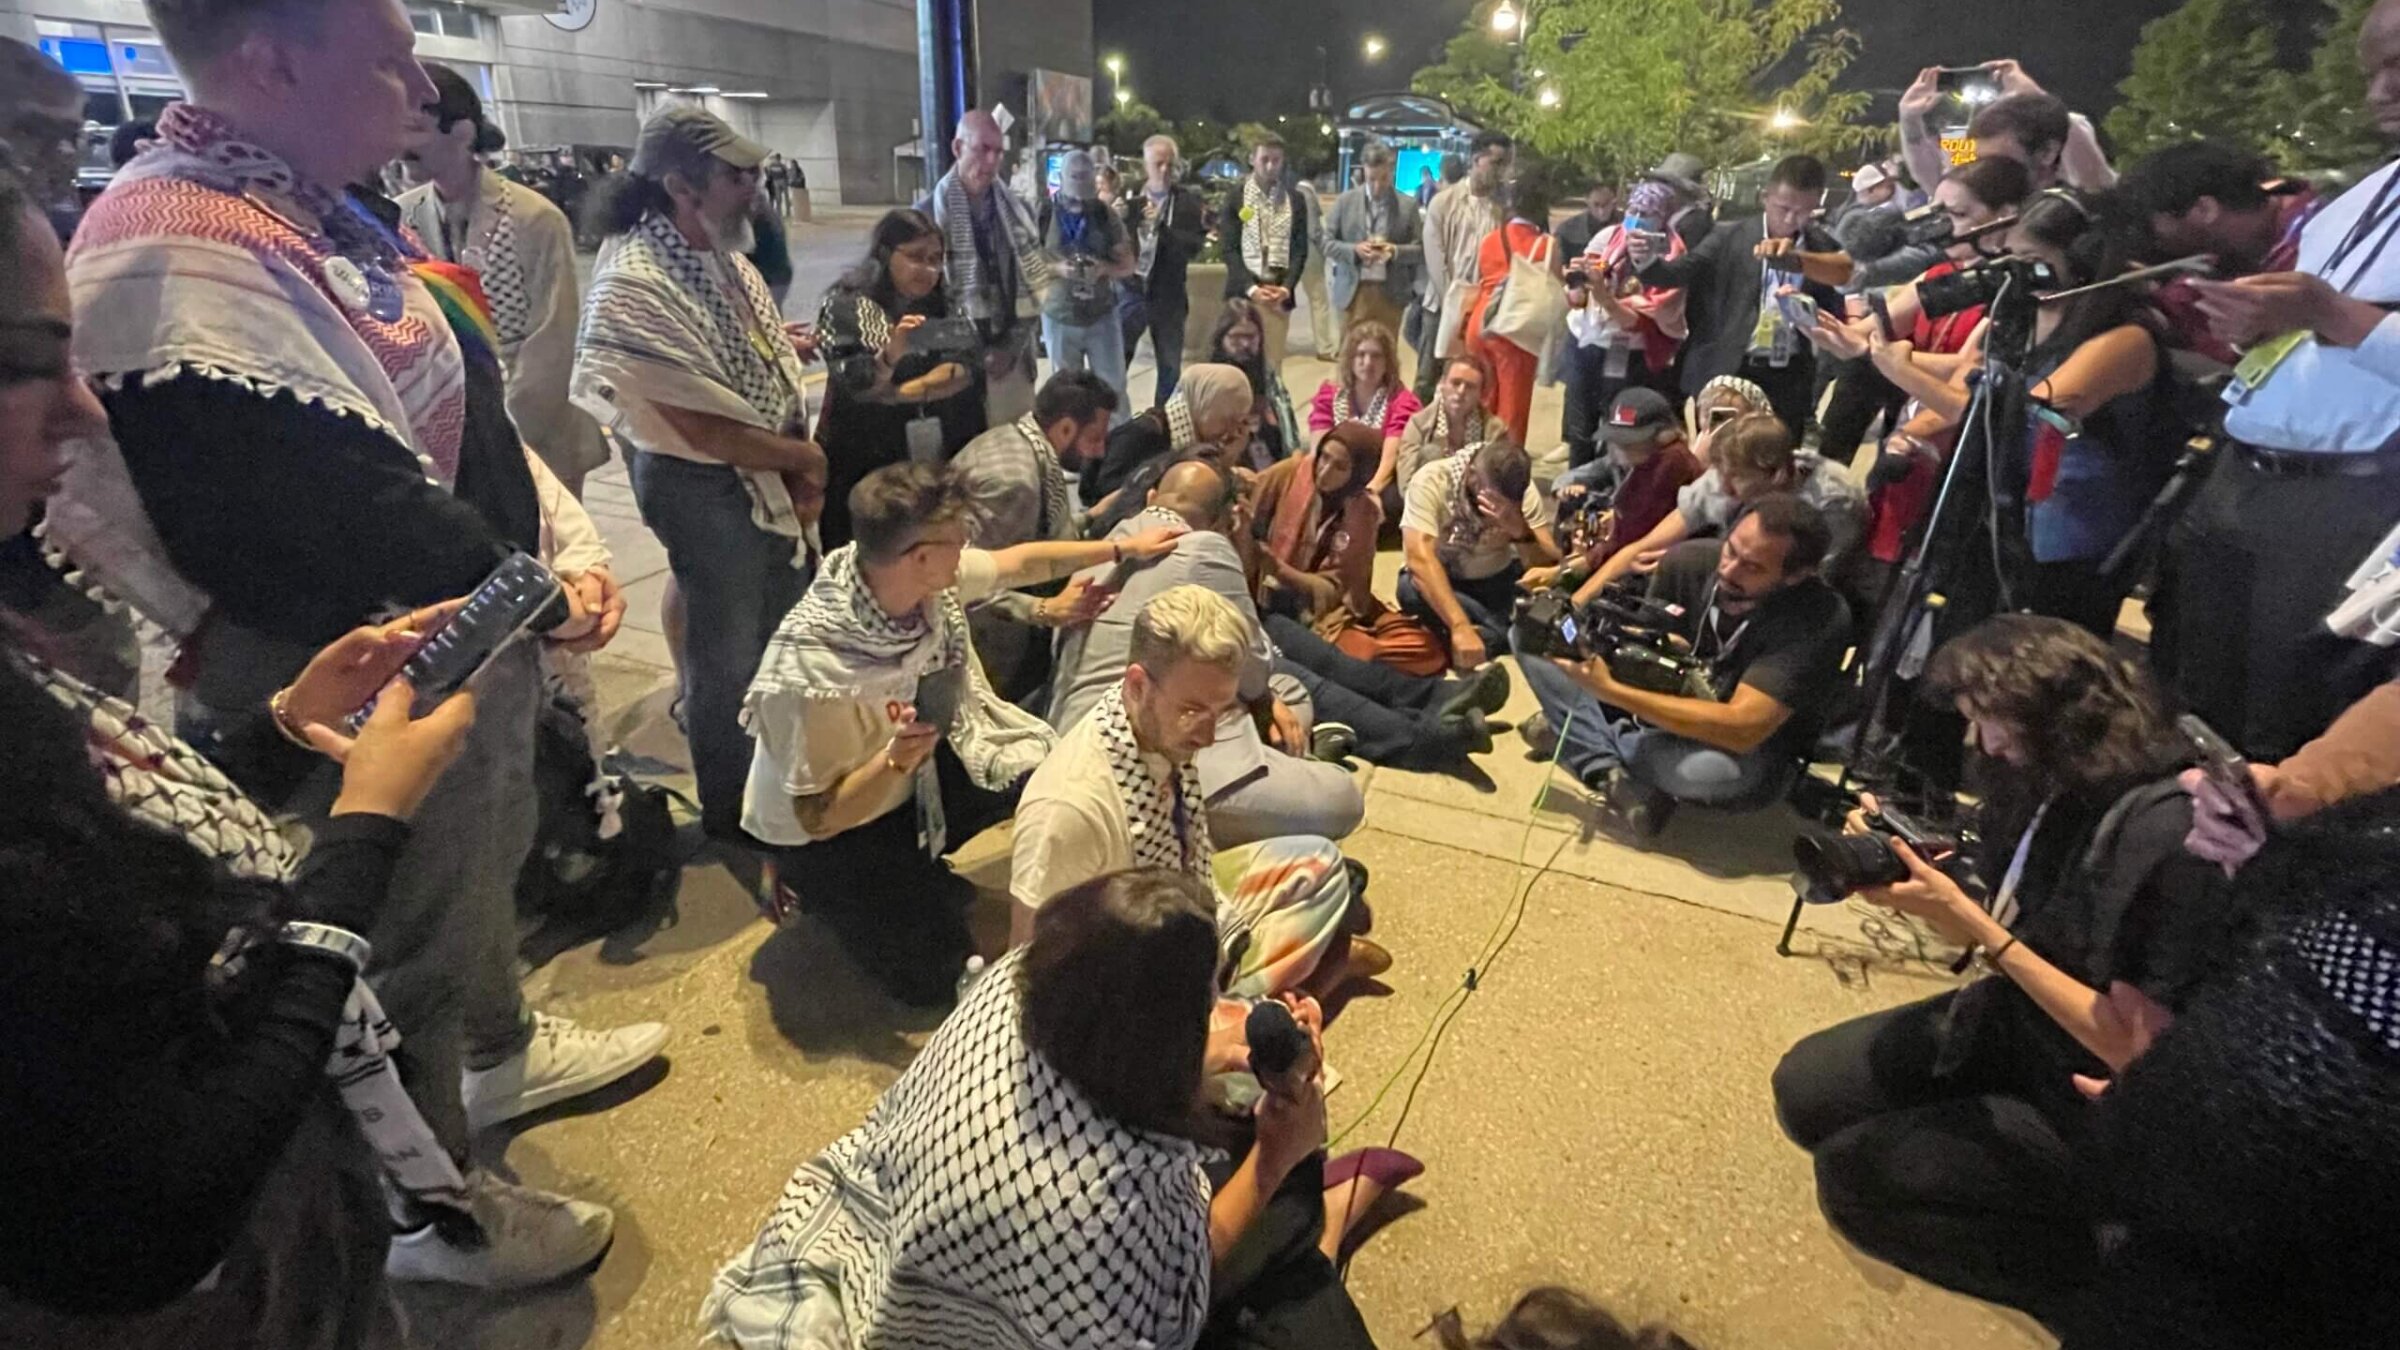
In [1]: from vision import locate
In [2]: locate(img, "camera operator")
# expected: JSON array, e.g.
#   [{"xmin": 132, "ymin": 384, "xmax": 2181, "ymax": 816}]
[
  {"xmin": 2116, "ymin": 140, "xmax": 2323, "ymax": 365},
  {"xmin": 1772, "ymin": 615, "xmax": 2234, "ymax": 1332},
  {"xmin": 2153, "ymin": 0, "xmax": 2400, "ymax": 764},
  {"xmin": 1524, "ymin": 389, "xmax": 1704, "ymax": 591},
  {"xmin": 1517, "ymin": 496, "xmax": 1851, "ymax": 837}
]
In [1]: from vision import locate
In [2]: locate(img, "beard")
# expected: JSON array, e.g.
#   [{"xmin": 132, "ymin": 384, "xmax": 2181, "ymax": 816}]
[{"xmin": 703, "ymin": 207, "xmax": 757, "ymax": 257}]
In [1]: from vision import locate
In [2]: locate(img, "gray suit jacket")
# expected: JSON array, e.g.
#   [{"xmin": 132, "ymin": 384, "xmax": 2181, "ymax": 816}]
[{"xmin": 1325, "ymin": 186, "xmax": 1425, "ymax": 315}]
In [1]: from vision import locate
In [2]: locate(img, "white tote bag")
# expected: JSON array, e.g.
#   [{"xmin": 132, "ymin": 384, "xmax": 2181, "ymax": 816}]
[{"xmin": 1484, "ymin": 233, "xmax": 1567, "ymax": 356}]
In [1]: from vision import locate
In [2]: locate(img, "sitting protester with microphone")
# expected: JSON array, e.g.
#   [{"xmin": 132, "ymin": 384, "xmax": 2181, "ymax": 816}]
[
  {"xmin": 1772, "ymin": 615, "xmax": 2235, "ymax": 1334},
  {"xmin": 1516, "ymin": 495, "xmax": 1852, "ymax": 837}
]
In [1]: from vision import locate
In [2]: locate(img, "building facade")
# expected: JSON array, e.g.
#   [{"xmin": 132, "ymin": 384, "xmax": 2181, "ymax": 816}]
[{"xmin": 3, "ymin": 0, "xmax": 1092, "ymax": 204}]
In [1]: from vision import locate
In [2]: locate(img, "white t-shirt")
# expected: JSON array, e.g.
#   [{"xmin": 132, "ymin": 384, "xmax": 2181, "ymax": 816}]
[
  {"xmin": 1399, "ymin": 457, "xmax": 1554, "ymax": 582},
  {"xmin": 1010, "ymin": 703, "xmax": 1166, "ymax": 911},
  {"xmin": 1673, "ymin": 453, "xmax": 1867, "ymax": 566},
  {"xmin": 741, "ymin": 550, "xmax": 1003, "ymax": 847}
]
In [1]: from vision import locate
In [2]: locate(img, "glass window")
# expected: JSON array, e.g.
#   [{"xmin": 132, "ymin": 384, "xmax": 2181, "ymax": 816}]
[
  {"xmin": 34, "ymin": 18, "xmax": 103, "ymax": 38},
  {"xmin": 37, "ymin": 35, "xmax": 113, "ymax": 77},
  {"xmin": 405, "ymin": 3, "xmax": 479, "ymax": 39},
  {"xmin": 82, "ymin": 89, "xmax": 123, "ymax": 126},
  {"xmin": 114, "ymin": 39, "xmax": 175, "ymax": 79}
]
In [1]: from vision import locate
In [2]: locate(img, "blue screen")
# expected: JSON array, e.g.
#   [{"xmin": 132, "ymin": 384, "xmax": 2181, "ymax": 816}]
[{"xmin": 40, "ymin": 36, "xmax": 112, "ymax": 77}]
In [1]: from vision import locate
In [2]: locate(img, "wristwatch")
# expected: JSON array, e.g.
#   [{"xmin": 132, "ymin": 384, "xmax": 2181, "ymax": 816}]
[{"xmin": 280, "ymin": 920, "xmax": 374, "ymax": 975}]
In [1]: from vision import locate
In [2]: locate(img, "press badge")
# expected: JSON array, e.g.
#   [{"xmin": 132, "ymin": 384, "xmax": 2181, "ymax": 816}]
[
  {"xmin": 904, "ymin": 414, "xmax": 946, "ymax": 464},
  {"xmin": 2229, "ymin": 328, "xmax": 2310, "ymax": 397}
]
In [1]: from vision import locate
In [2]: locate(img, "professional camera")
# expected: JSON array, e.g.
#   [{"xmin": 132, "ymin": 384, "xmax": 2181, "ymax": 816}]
[
  {"xmin": 1509, "ymin": 581, "xmax": 1708, "ymax": 697},
  {"xmin": 1916, "ymin": 253, "xmax": 2060, "ymax": 322},
  {"xmin": 1791, "ymin": 801, "xmax": 1967, "ymax": 904}
]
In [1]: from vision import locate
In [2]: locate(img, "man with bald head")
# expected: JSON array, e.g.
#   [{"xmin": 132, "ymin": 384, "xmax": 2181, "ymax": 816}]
[
  {"xmin": 1048, "ymin": 457, "xmax": 1366, "ymax": 848},
  {"xmin": 924, "ymin": 110, "xmax": 1049, "ymax": 422}
]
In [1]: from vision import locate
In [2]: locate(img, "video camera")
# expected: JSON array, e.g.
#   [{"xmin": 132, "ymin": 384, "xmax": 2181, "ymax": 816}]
[
  {"xmin": 1916, "ymin": 253, "xmax": 2060, "ymax": 322},
  {"xmin": 1791, "ymin": 801, "xmax": 1971, "ymax": 904},
  {"xmin": 1509, "ymin": 580, "xmax": 1709, "ymax": 698},
  {"xmin": 1897, "ymin": 203, "xmax": 2018, "ymax": 252}
]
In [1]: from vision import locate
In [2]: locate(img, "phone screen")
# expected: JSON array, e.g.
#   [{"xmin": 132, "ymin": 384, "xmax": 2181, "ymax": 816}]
[
  {"xmin": 1707, "ymin": 405, "xmax": 1739, "ymax": 429},
  {"xmin": 1934, "ymin": 66, "xmax": 2001, "ymax": 109},
  {"xmin": 346, "ymin": 553, "xmax": 564, "ymax": 731}
]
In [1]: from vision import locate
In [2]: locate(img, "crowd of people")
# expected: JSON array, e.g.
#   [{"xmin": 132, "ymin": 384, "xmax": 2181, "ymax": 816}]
[{"xmin": 6, "ymin": 0, "xmax": 2400, "ymax": 1346}]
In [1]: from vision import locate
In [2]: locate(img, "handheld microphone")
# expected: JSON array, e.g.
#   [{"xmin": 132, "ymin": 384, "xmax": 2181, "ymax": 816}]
[{"xmin": 1245, "ymin": 1000, "xmax": 1309, "ymax": 1081}]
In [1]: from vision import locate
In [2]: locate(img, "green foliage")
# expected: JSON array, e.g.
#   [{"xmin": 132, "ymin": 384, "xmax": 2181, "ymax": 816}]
[
  {"xmin": 1096, "ymin": 94, "xmax": 1175, "ymax": 159},
  {"xmin": 2109, "ymin": 0, "xmax": 2385, "ymax": 177},
  {"xmin": 2287, "ymin": 0, "xmax": 2384, "ymax": 174},
  {"xmin": 1409, "ymin": 0, "xmax": 1880, "ymax": 183}
]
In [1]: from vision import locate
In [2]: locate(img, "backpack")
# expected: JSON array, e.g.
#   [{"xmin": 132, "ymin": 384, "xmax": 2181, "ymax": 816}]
[{"xmin": 516, "ymin": 690, "xmax": 690, "ymax": 964}]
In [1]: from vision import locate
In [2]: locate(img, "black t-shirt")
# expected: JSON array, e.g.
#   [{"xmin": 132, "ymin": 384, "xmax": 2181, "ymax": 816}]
[{"xmin": 1646, "ymin": 538, "xmax": 1850, "ymax": 759}]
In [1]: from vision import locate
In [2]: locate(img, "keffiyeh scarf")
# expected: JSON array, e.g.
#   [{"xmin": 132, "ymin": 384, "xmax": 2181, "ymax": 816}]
[
  {"xmin": 401, "ymin": 168, "xmax": 531, "ymax": 345},
  {"xmin": 1163, "ymin": 388, "xmax": 1201, "ymax": 449},
  {"xmin": 1331, "ymin": 381, "xmax": 1391, "ymax": 433},
  {"xmin": 572, "ymin": 211, "xmax": 812, "ymax": 548},
  {"xmin": 44, "ymin": 102, "xmax": 471, "ymax": 644},
  {"xmin": 931, "ymin": 169, "xmax": 1054, "ymax": 325},
  {"xmin": 1089, "ymin": 683, "xmax": 1210, "ymax": 878},
  {"xmin": 1438, "ymin": 443, "xmax": 1493, "ymax": 557},
  {"xmin": 1013, "ymin": 413, "xmax": 1077, "ymax": 542},
  {"xmin": 28, "ymin": 658, "xmax": 471, "ymax": 1226},
  {"xmin": 744, "ymin": 545, "xmax": 1053, "ymax": 854},
  {"xmin": 1240, "ymin": 177, "xmax": 1293, "ymax": 281}
]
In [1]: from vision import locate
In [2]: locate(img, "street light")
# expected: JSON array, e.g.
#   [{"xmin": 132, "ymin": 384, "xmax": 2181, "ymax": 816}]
[
  {"xmin": 1104, "ymin": 54, "xmax": 1124, "ymax": 79},
  {"xmin": 1768, "ymin": 107, "xmax": 1806, "ymax": 132},
  {"xmin": 1363, "ymin": 34, "xmax": 1387, "ymax": 60},
  {"xmin": 1536, "ymin": 84, "xmax": 1560, "ymax": 109},
  {"xmin": 1490, "ymin": 1, "xmax": 1520, "ymax": 35},
  {"xmin": 1115, "ymin": 88, "xmax": 1132, "ymax": 108}
]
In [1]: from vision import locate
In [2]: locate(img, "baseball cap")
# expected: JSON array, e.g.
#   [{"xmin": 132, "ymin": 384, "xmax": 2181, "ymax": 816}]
[
  {"xmin": 630, "ymin": 104, "xmax": 769, "ymax": 183},
  {"xmin": 1852, "ymin": 162, "xmax": 1892, "ymax": 193},
  {"xmin": 1601, "ymin": 388, "xmax": 1678, "ymax": 448}
]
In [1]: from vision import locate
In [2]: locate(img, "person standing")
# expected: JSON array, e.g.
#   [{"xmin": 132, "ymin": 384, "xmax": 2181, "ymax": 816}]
[
  {"xmin": 1552, "ymin": 178, "xmax": 1623, "ymax": 263},
  {"xmin": 1121, "ymin": 134, "xmax": 1208, "ymax": 405},
  {"xmin": 1632, "ymin": 154, "xmax": 1848, "ymax": 438},
  {"xmin": 1296, "ymin": 167, "xmax": 1337, "ymax": 360},
  {"xmin": 763, "ymin": 153, "xmax": 792, "ymax": 217},
  {"xmin": 1461, "ymin": 173, "xmax": 1560, "ymax": 447},
  {"xmin": 2162, "ymin": 0, "xmax": 2400, "ymax": 762},
  {"xmin": 1414, "ymin": 164, "xmax": 1440, "ymax": 207},
  {"xmin": 1560, "ymin": 179, "xmax": 1689, "ymax": 471},
  {"xmin": 51, "ymin": 0, "xmax": 657, "ymax": 1286},
  {"xmin": 924, "ymin": 110, "xmax": 1049, "ymax": 424},
  {"xmin": 1325, "ymin": 139, "xmax": 1425, "ymax": 341},
  {"xmin": 813, "ymin": 209, "xmax": 987, "ymax": 551},
  {"xmin": 1041, "ymin": 150, "xmax": 1136, "ymax": 423},
  {"xmin": 574, "ymin": 105, "xmax": 825, "ymax": 844},
  {"xmin": 397, "ymin": 62, "xmax": 609, "ymax": 494},
  {"xmin": 1221, "ymin": 133, "xmax": 1309, "ymax": 369},
  {"xmin": 1419, "ymin": 130, "xmax": 1513, "ymax": 398}
]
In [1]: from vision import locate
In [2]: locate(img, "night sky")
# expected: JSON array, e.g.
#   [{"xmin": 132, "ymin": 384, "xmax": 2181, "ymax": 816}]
[{"xmin": 1094, "ymin": 0, "xmax": 2199, "ymax": 134}]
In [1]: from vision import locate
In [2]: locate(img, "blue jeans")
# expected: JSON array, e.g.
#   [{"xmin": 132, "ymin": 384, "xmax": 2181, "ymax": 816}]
[
  {"xmin": 1043, "ymin": 313, "xmax": 1131, "ymax": 426},
  {"xmin": 1514, "ymin": 636, "xmax": 1794, "ymax": 809},
  {"xmin": 629, "ymin": 451, "xmax": 812, "ymax": 834}
]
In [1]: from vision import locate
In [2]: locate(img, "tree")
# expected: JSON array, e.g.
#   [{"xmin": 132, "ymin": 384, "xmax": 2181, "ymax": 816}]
[
  {"xmin": 2104, "ymin": 0, "xmax": 2294, "ymax": 161},
  {"xmin": 1096, "ymin": 94, "xmax": 1174, "ymax": 159},
  {"xmin": 1410, "ymin": 0, "xmax": 1878, "ymax": 183},
  {"xmin": 2285, "ymin": 0, "xmax": 2384, "ymax": 174}
]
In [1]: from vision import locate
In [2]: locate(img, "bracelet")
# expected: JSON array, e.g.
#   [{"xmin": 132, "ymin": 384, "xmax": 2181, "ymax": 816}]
[
  {"xmin": 267, "ymin": 687, "xmax": 317, "ymax": 750},
  {"xmin": 279, "ymin": 920, "xmax": 373, "ymax": 975},
  {"xmin": 1111, "ymin": 542, "xmax": 1123, "ymax": 564},
  {"xmin": 1976, "ymin": 934, "xmax": 2022, "ymax": 972}
]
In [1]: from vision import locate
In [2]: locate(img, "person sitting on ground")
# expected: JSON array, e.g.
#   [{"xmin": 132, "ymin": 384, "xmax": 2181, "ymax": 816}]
[
  {"xmin": 1429, "ymin": 1285, "xmax": 1702, "ymax": 1350},
  {"xmin": 951, "ymin": 369, "xmax": 1122, "ymax": 701},
  {"xmin": 1519, "ymin": 497, "xmax": 1851, "ymax": 836},
  {"xmin": 702, "ymin": 869, "xmax": 1383, "ymax": 1350},
  {"xmin": 1529, "ymin": 388, "xmax": 1705, "ymax": 588},
  {"xmin": 1307, "ymin": 320, "xmax": 1420, "ymax": 499},
  {"xmin": 1050, "ymin": 462, "xmax": 1367, "ymax": 849},
  {"xmin": 1252, "ymin": 421, "xmax": 1386, "ymax": 629},
  {"xmin": 1771, "ymin": 615, "xmax": 2234, "ymax": 1334},
  {"xmin": 1208, "ymin": 296, "xmax": 1303, "ymax": 465},
  {"xmin": 1572, "ymin": 411, "xmax": 1865, "ymax": 606},
  {"xmin": 1386, "ymin": 351, "xmax": 1509, "ymax": 521},
  {"xmin": 1400, "ymin": 437, "xmax": 1560, "ymax": 672},
  {"xmin": 1085, "ymin": 360, "xmax": 1254, "ymax": 520},
  {"xmin": 740, "ymin": 463, "xmax": 1178, "ymax": 1004},
  {"xmin": 1017, "ymin": 587, "xmax": 1379, "ymax": 1001}
]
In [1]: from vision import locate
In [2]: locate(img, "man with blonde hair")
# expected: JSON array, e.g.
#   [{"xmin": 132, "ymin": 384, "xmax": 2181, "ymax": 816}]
[{"xmin": 1012, "ymin": 584, "xmax": 1379, "ymax": 998}]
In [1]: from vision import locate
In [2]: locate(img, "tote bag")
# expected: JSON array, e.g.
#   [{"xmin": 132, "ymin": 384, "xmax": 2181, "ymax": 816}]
[{"xmin": 1484, "ymin": 232, "xmax": 1567, "ymax": 356}]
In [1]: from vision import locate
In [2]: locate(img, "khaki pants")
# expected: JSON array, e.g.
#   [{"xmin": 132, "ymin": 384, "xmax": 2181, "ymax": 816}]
[
  {"xmin": 1345, "ymin": 288, "xmax": 1405, "ymax": 343},
  {"xmin": 1258, "ymin": 301, "xmax": 1293, "ymax": 367}
]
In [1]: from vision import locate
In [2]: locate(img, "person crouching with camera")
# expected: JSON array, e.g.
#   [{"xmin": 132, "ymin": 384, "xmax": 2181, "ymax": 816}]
[
  {"xmin": 1515, "ymin": 495, "xmax": 1850, "ymax": 838},
  {"xmin": 1771, "ymin": 614, "xmax": 2236, "ymax": 1333}
]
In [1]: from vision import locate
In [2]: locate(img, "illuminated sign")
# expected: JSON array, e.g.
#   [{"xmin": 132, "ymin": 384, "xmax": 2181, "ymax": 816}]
[{"xmin": 1941, "ymin": 136, "xmax": 1978, "ymax": 167}]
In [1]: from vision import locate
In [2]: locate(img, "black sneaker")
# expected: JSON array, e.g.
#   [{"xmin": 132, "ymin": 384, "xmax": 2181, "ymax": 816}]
[
  {"xmin": 1310, "ymin": 721, "xmax": 1360, "ymax": 763},
  {"xmin": 1435, "ymin": 663, "xmax": 1513, "ymax": 723},
  {"xmin": 1601, "ymin": 768, "xmax": 1675, "ymax": 840}
]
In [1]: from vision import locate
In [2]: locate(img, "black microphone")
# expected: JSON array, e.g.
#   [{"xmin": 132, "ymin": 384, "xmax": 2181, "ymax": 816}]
[{"xmin": 1245, "ymin": 999, "xmax": 1309, "ymax": 1081}]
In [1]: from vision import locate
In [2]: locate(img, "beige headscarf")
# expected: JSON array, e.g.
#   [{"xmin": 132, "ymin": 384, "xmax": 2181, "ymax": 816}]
[{"xmin": 1164, "ymin": 363, "xmax": 1256, "ymax": 448}]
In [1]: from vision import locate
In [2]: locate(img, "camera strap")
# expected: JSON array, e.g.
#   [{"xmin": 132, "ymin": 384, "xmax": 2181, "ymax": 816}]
[{"xmin": 1988, "ymin": 798, "xmax": 2053, "ymax": 930}]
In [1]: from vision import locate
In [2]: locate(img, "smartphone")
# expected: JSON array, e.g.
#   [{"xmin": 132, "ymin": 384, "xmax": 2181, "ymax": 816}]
[
  {"xmin": 1706, "ymin": 404, "xmax": 1741, "ymax": 429},
  {"xmin": 2177, "ymin": 714, "xmax": 2270, "ymax": 820},
  {"xmin": 1935, "ymin": 65, "xmax": 2001, "ymax": 107},
  {"xmin": 1777, "ymin": 291, "xmax": 1821, "ymax": 329},
  {"xmin": 345, "ymin": 552, "xmax": 566, "ymax": 731},
  {"xmin": 910, "ymin": 664, "xmax": 967, "ymax": 731}
]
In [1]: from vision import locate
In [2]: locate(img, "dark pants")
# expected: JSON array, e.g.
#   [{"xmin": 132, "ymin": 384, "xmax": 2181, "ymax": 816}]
[
  {"xmin": 2153, "ymin": 450, "xmax": 2400, "ymax": 761},
  {"xmin": 1133, "ymin": 294, "xmax": 1189, "ymax": 407},
  {"xmin": 2022, "ymin": 557, "xmax": 2130, "ymax": 644},
  {"xmin": 1562, "ymin": 343, "xmax": 1665, "ymax": 471},
  {"xmin": 1772, "ymin": 991, "xmax": 2096, "ymax": 1329},
  {"xmin": 1199, "ymin": 1150, "xmax": 1376, "ymax": 1350},
  {"xmin": 1266, "ymin": 614, "xmax": 1475, "ymax": 769},
  {"xmin": 776, "ymin": 745, "xmax": 1022, "ymax": 1004},
  {"xmin": 1398, "ymin": 562, "xmax": 1521, "ymax": 657},
  {"xmin": 630, "ymin": 451, "xmax": 812, "ymax": 835},
  {"xmin": 1817, "ymin": 361, "xmax": 1905, "ymax": 469},
  {"xmin": 1739, "ymin": 356, "xmax": 1820, "ymax": 440}
]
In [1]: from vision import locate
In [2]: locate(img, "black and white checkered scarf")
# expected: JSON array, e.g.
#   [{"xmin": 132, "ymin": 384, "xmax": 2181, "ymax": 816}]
[
  {"xmin": 1012, "ymin": 413, "xmax": 1077, "ymax": 542},
  {"xmin": 1089, "ymin": 681, "xmax": 1210, "ymax": 880}
]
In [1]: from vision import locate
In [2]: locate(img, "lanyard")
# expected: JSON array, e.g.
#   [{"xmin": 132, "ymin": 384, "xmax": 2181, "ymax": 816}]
[
  {"xmin": 1167, "ymin": 770, "xmax": 1196, "ymax": 873},
  {"xmin": 1988, "ymin": 799, "xmax": 2054, "ymax": 930},
  {"xmin": 1694, "ymin": 576, "xmax": 1752, "ymax": 670},
  {"xmin": 2321, "ymin": 162, "xmax": 2400, "ymax": 294}
]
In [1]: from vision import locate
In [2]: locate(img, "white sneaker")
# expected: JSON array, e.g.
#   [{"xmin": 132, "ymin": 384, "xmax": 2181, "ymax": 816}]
[
  {"xmin": 386, "ymin": 1170, "xmax": 614, "ymax": 1288},
  {"xmin": 462, "ymin": 1012, "xmax": 669, "ymax": 1131}
]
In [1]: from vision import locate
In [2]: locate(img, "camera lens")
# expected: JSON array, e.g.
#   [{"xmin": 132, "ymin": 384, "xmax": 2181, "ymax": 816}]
[{"xmin": 1791, "ymin": 828, "xmax": 1911, "ymax": 904}]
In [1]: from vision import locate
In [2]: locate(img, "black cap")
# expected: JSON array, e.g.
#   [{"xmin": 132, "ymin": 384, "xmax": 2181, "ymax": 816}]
[
  {"xmin": 1601, "ymin": 388, "xmax": 1678, "ymax": 448},
  {"xmin": 630, "ymin": 105, "xmax": 768, "ymax": 183}
]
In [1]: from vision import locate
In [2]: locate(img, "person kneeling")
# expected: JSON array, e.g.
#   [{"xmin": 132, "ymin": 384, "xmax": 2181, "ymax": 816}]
[
  {"xmin": 1516, "ymin": 496, "xmax": 1850, "ymax": 837},
  {"xmin": 740, "ymin": 463, "xmax": 1174, "ymax": 1004},
  {"xmin": 1017, "ymin": 586, "xmax": 1379, "ymax": 1000}
]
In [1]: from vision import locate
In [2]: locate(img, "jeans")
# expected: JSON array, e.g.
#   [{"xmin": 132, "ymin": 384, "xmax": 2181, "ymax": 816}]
[
  {"xmin": 1515, "ymin": 635, "xmax": 1794, "ymax": 807},
  {"xmin": 1772, "ymin": 992, "xmax": 2096, "ymax": 1329},
  {"xmin": 1043, "ymin": 314, "xmax": 1132, "ymax": 426},
  {"xmin": 183, "ymin": 631, "xmax": 542, "ymax": 1157},
  {"xmin": 1267, "ymin": 613, "xmax": 1478, "ymax": 770},
  {"xmin": 1397, "ymin": 562, "xmax": 1521, "ymax": 658},
  {"xmin": 629, "ymin": 451, "xmax": 812, "ymax": 835},
  {"xmin": 1127, "ymin": 294, "xmax": 1188, "ymax": 407}
]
